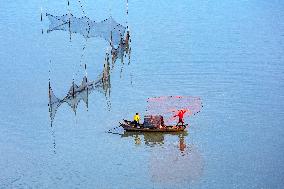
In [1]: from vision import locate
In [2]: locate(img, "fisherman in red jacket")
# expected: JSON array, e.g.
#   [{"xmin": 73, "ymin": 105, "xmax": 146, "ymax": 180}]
[{"xmin": 174, "ymin": 109, "xmax": 187, "ymax": 126}]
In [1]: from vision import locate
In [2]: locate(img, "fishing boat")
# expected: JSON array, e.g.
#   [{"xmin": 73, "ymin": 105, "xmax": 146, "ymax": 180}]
[
  {"xmin": 120, "ymin": 96, "xmax": 202, "ymax": 133},
  {"xmin": 120, "ymin": 119, "xmax": 187, "ymax": 132}
]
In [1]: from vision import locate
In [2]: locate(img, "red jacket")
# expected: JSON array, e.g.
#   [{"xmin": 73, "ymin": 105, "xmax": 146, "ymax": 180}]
[{"xmin": 176, "ymin": 110, "xmax": 186, "ymax": 119}]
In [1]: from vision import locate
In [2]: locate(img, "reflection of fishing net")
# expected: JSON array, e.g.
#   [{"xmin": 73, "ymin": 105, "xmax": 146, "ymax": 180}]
[
  {"xmin": 146, "ymin": 96, "xmax": 202, "ymax": 125},
  {"xmin": 46, "ymin": 13, "xmax": 126, "ymax": 45}
]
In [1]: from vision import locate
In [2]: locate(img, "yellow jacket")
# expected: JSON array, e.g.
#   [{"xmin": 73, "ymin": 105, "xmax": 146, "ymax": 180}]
[{"xmin": 134, "ymin": 115, "xmax": 140, "ymax": 122}]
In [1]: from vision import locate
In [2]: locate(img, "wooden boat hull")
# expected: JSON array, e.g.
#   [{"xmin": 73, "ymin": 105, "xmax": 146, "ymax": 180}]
[{"xmin": 120, "ymin": 120, "xmax": 187, "ymax": 132}]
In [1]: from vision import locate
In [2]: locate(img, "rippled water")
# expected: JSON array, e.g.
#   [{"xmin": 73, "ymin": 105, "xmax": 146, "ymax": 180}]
[{"xmin": 0, "ymin": 0, "xmax": 283, "ymax": 188}]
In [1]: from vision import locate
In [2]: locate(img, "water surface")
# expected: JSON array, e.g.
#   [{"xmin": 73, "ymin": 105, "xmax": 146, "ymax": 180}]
[{"xmin": 0, "ymin": 0, "xmax": 283, "ymax": 188}]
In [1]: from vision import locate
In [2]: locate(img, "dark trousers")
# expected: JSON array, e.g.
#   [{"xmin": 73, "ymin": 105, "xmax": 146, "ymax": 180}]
[
  {"xmin": 133, "ymin": 120, "xmax": 139, "ymax": 127},
  {"xmin": 177, "ymin": 118, "xmax": 184, "ymax": 125}
]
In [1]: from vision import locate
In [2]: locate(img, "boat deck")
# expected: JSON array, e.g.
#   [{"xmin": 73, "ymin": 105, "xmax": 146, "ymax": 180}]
[{"xmin": 120, "ymin": 120, "xmax": 187, "ymax": 132}]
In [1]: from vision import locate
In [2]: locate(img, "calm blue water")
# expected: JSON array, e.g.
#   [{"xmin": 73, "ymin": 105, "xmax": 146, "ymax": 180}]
[{"xmin": 0, "ymin": 0, "xmax": 283, "ymax": 188}]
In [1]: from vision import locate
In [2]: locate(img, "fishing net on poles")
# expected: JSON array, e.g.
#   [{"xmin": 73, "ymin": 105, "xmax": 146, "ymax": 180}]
[
  {"xmin": 46, "ymin": 12, "xmax": 131, "ymax": 72},
  {"xmin": 45, "ymin": 1, "xmax": 129, "ymax": 124},
  {"xmin": 146, "ymin": 96, "xmax": 203, "ymax": 125},
  {"xmin": 46, "ymin": 13, "xmax": 126, "ymax": 45},
  {"xmin": 48, "ymin": 85, "xmax": 62, "ymax": 125},
  {"xmin": 93, "ymin": 58, "xmax": 111, "ymax": 96},
  {"xmin": 110, "ymin": 31, "xmax": 131, "ymax": 65},
  {"xmin": 48, "ymin": 62, "xmax": 111, "ymax": 124}
]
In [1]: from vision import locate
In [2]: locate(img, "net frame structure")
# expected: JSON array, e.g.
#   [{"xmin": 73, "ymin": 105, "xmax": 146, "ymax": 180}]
[
  {"xmin": 44, "ymin": 0, "xmax": 132, "ymax": 125},
  {"xmin": 48, "ymin": 59, "xmax": 111, "ymax": 126},
  {"xmin": 46, "ymin": 13, "xmax": 126, "ymax": 46}
]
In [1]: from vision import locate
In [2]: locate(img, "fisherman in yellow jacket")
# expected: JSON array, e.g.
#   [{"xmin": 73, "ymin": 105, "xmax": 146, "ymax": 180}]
[{"xmin": 133, "ymin": 113, "xmax": 140, "ymax": 127}]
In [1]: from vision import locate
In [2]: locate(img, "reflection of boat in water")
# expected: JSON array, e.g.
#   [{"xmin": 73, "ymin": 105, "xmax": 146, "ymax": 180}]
[
  {"xmin": 120, "ymin": 119, "xmax": 187, "ymax": 132},
  {"xmin": 121, "ymin": 130, "xmax": 188, "ymax": 148},
  {"xmin": 120, "ymin": 128, "xmax": 204, "ymax": 184},
  {"xmin": 149, "ymin": 143, "xmax": 203, "ymax": 185}
]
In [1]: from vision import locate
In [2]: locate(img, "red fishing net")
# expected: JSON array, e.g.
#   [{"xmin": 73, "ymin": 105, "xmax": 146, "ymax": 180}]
[{"xmin": 146, "ymin": 96, "xmax": 202, "ymax": 126}]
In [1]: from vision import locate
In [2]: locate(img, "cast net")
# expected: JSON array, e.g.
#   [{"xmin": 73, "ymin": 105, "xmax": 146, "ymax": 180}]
[{"xmin": 146, "ymin": 96, "xmax": 203, "ymax": 126}]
